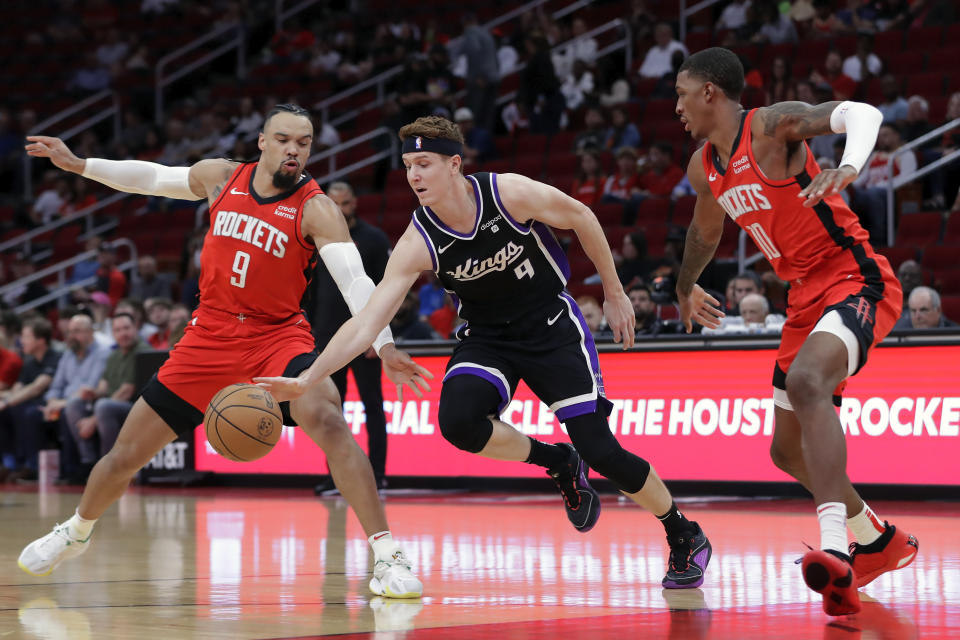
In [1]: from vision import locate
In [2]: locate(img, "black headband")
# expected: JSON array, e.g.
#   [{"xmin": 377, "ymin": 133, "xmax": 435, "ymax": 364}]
[{"xmin": 401, "ymin": 135, "xmax": 463, "ymax": 157}]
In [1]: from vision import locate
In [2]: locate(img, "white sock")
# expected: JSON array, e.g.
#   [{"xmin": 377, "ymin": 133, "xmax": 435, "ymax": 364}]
[
  {"xmin": 847, "ymin": 502, "xmax": 885, "ymax": 545},
  {"xmin": 817, "ymin": 502, "xmax": 848, "ymax": 555},
  {"xmin": 66, "ymin": 510, "xmax": 96, "ymax": 541},
  {"xmin": 368, "ymin": 531, "xmax": 399, "ymax": 562}
]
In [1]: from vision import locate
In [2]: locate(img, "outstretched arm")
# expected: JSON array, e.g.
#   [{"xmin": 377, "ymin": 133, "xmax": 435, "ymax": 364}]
[
  {"xmin": 676, "ymin": 149, "xmax": 725, "ymax": 333},
  {"xmin": 24, "ymin": 135, "xmax": 236, "ymax": 202},
  {"xmin": 255, "ymin": 224, "xmax": 434, "ymax": 401},
  {"xmin": 495, "ymin": 172, "xmax": 635, "ymax": 349},
  {"xmin": 755, "ymin": 100, "xmax": 883, "ymax": 207}
]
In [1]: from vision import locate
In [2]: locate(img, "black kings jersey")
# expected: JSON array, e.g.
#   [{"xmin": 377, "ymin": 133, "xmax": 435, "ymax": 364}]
[{"xmin": 412, "ymin": 172, "xmax": 570, "ymax": 325}]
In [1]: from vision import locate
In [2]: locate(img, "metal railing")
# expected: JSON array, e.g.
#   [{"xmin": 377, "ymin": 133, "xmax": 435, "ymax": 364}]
[
  {"xmin": 275, "ymin": 0, "xmax": 323, "ymax": 32},
  {"xmin": 315, "ymin": 0, "xmax": 596, "ymax": 130},
  {"xmin": 3, "ymin": 238, "xmax": 137, "ymax": 314},
  {"xmin": 0, "ymin": 192, "xmax": 128, "ymax": 258},
  {"xmin": 307, "ymin": 127, "xmax": 399, "ymax": 185},
  {"xmin": 155, "ymin": 24, "xmax": 246, "ymax": 124},
  {"xmin": 21, "ymin": 90, "xmax": 122, "ymax": 199},
  {"xmin": 679, "ymin": 0, "xmax": 725, "ymax": 43},
  {"xmin": 885, "ymin": 118, "xmax": 960, "ymax": 244}
]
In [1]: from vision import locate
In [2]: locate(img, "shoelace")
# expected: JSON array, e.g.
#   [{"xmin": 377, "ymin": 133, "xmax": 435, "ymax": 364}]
[
  {"xmin": 668, "ymin": 535, "xmax": 693, "ymax": 572},
  {"xmin": 548, "ymin": 464, "xmax": 582, "ymax": 510},
  {"xmin": 379, "ymin": 550, "xmax": 412, "ymax": 570},
  {"xmin": 37, "ymin": 524, "xmax": 72, "ymax": 553}
]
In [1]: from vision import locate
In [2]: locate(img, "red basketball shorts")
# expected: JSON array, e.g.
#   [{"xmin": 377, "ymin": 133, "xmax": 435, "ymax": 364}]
[
  {"xmin": 144, "ymin": 305, "xmax": 317, "ymax": 434},
  {"xmin": 773, "ymin": 261, "xmax": 902, "ymax": 408}
]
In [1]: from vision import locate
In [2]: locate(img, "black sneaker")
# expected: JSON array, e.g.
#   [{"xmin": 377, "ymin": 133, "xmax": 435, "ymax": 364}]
[
  {"xmin": 663, "ymin": 521, "xmax": 712, "ymax": 589},
  {"xmin": 547, "ymin": 443, "xmax": 601, "ymax": 532}
]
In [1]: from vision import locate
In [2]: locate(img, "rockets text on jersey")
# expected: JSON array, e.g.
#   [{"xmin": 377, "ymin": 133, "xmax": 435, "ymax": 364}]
[{"xmin": 199, "ymin": 162, "xmax": 322, "ymax": 320}]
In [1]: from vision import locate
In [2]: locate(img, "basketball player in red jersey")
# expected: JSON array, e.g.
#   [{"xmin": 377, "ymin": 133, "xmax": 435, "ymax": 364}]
[
  {"xmin": 673, "ymin": 49, "xmax": 917, "ymax": 615},
  {"xmin": 18, "ymin": 104, "xmax": 430, "ymax": 599}
]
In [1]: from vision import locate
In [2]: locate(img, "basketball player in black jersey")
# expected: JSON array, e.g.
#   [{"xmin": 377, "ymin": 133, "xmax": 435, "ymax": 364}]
[{"xmin": 257, "ymin": 116, "xmax": 712, "ymax": 588}]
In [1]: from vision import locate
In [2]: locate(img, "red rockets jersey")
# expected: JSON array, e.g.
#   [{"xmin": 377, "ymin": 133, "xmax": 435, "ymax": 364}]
[
  {"xmin": 702, "ymin": 109, "xmax": 880, "ymax": 284},
  {"xmin": 198, "ymin": 162, "xmax": 322, "ymax": 321}
]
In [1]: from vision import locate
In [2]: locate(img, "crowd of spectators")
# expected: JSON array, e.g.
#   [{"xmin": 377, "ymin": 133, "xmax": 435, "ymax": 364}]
[
  {"xmin": 3, "ymin": 1, "xmax": 960, "ymax": 358},
  {"xmin": 2, "ymin": 0, "xmax": 960, "ymax": 489}
]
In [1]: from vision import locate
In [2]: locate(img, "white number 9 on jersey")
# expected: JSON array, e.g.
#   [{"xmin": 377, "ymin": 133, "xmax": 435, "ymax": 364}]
[
  {"xmin": 514, "ymin": 258, "xmax": 535, "ymax": 280},
  {"xmin": 231, "ymin": 250, "xmax": 250, "ymax": 288}
]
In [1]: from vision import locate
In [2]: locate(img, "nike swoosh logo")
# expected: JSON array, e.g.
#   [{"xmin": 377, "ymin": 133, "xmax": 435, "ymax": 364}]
[
  {"xmin": 373, "ymin": 532, "xmax": 390, "ymax": 541},
  {"xmin": 547, "ymin": 310, "xmax": 563, "ymax": 326},
  {"xmin": 708, "ymin": 172, "xmax": 718, "ymax": 182},
  {"xmin": 230, "ymin": 188, "xmax": 249, "ymax": 195},
  {"xmin": 438, "ymin": 240, "xmax": 456, "ymax": 254}
]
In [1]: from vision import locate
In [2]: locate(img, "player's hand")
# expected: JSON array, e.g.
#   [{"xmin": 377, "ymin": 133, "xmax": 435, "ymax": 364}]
[
  {"xmin": 678, "ymin": 284, "xmax": 725, "ymax": 333},
  {"xmin": 797, "ymin": 165, "xmax": 858, "ymax": 208},
  {"xmin": 379, "ymin": 344, "xmax": 433, "ymax": 401},
  {"xmin": 24, "ymin": 135, "xmax": 85, "ymax": 174},
  {"xmin": 603, "ymin": 289, "xmax": 636, "ymax": 350},
  {"xmin": 252, "ymin": 375, "xmax": 308, "ymax": 402}
]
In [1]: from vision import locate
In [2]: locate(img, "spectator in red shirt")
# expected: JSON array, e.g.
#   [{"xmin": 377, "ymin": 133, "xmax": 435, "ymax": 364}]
[
  {"xmin": 570, "ymin": 149, "xmax": 606, "ymax": 207},
  {"xmin": 602, "ymin": 146, "xmax": 644, "ymax": 224},
  {"xmin": 638, "ymin": 142, "xmax": 684, "ymax": 198},
  {"xmin": 94, "ymin": 246, "xmax": 127, "ymax": 307},
  {"xmin": 0, "ymin": 311, "xmax": 23, "ymax": 391}
]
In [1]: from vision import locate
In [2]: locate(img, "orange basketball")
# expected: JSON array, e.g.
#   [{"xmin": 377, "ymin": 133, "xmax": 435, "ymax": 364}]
[{"xmin": 204, "ymin": 383, "xmax": 283, "ymax": 462}]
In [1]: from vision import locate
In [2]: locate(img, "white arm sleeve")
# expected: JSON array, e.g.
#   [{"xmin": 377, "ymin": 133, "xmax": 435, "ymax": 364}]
[
  {"xmin": 829, "ymin": 101, "xmax": 883, "ymax": 175},
  {"xmin": 81, "ymin": 158, "xmax": 201, "ymax": 200},
  {"xmin": 318, "ymin": 242, "xmax": 394, "ymax": 355}
]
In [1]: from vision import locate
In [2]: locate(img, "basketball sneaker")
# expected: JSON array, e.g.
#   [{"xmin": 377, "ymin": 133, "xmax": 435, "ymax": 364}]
[
  {"xmin": 850, "ymin": 521, "xmax": 919, "ymax": 587},
  {"xmin": 802, "ymin": 549, "xmax": 861, "ymax": 616},
  {"xmin": 547, "ymin": 443, "xmax": 601, "ymax": 532},
  {"xmin": 369, "ymin": 549, "xmax": 423, "ymax": 599},
  {"xmin": 662, "ymin": 522, "xmax": 712, "ymax": 589},
  {"xmin": 18, "ymin": 523, "xmax": 91, "ymax": 577}
]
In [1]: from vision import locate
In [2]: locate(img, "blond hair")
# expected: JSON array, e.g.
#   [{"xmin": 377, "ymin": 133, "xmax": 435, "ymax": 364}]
[{"xmin": 398, "ymin": 116, "xmax": 465, "ymax": 145}]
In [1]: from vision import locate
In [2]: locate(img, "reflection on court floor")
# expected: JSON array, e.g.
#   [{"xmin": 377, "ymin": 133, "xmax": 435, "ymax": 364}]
[{"xmin": 2, "ymin": 487, "xmax": 958, "ymax": 639}]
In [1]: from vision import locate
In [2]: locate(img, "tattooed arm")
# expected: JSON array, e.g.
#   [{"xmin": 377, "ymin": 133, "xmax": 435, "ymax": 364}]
[
  {"xmin": 756, "ymin": 100, "xmax": 842, "ymax": 142},
  {"xmin": 188, "ymin": 159, "xmax": 239, "ymax": 203},
  {"xmin": 676, "ymin": 148, "xmax": 726, "ymax": 332},
  {"xmin": 756, "ymin": 100, "xmax": 882, "ymax": 207}
]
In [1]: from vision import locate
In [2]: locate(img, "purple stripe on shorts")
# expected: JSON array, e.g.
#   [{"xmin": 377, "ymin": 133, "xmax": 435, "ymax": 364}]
[
  {"xmin": 561, "ymin": 292, "xmax": 601, "ymax": 379},
  {"xmin": 491, "ymin": 173, "xmax": 531, "ymax": 232},
  {"xmin": 444, "ymin": 366, "xmax": 510, "ymax": 414},
  {"xmin": 532, "ymin": 222, "xmax": 571, "ymax": 282},
  {"xmin": 411, "ymin": 215, "xmax": 438, "ymax": 271},
  {"xmin": 554, "ymin": 400, "xmax": 599, "ymax": 422}
]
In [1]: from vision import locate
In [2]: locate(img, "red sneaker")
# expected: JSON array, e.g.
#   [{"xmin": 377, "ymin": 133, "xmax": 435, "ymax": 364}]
[
  {"xmin": 850, "ymin": 522, "xmax": 919, "ymax": 587},
  {"xmin": 802, "ymin": 549, "xmax": 861, "ymax": 616}
]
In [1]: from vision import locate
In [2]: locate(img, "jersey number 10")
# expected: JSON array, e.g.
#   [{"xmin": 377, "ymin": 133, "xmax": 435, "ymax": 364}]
[
  {"xmin": 231, "ymin": 250, "xmax": 250, "ymax": 288},
  {"xmin": 745, "ymin": 222, "xmax": 781, "ymax": 261}
]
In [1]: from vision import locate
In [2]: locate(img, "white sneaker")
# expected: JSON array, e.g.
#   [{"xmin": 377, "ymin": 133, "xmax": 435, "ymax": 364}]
[
  {"xmin": 18, "ymin": 523, "xmax": 91, "ymax": 577},
  {"xmin": 369, "ymin": 549, "xmax": 423, "ymax": 598}
]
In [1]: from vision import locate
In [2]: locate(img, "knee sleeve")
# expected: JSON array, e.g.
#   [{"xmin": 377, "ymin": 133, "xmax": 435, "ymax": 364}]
[
  {"xmin": 437, "ymin": 375, "xmax": 499, "ymax": 454},
  {"xmin": 565, "ymin": 411, "xmax": 651, "ymax": 493}
]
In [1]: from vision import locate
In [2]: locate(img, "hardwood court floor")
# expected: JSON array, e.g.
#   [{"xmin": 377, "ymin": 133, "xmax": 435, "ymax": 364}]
[{"xmin": 1, "ymin": 486, "xmax": 957, "ymax": 639}]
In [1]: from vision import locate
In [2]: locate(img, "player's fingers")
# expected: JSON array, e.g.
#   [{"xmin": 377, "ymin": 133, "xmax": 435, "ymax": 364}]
[
  {"xmin": 623, "ymin": 324, "xmax": 635, "ymax": 350},
  {"xmin": 703, "ymin": 303, "xmax": 725, "ymax": 318},
  {"xmin": 414, "ymin": 364, "xmax": 434, "ymax": 379},
  {"xmin": 404, "ymin": 380, "xmax": 424, "ymax": 399},
  {"xmin": 396, "ymin": 384, "xmax": 403, "ymax": 402}
]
